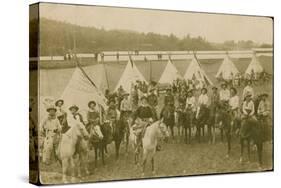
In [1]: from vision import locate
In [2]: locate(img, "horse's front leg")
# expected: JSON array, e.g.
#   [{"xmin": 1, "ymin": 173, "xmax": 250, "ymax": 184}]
[
  {"xmin": 240, "ymin": 139, "xmax": 244, "ymax": 163},
  {"xmin": 61, "ymin": 158, "xmax": 68, "ymax": 183},
  {"xmin": 151, "ymin": 156, "xmax": 156, "ymax": 175},
  {"xmin": 142, "ymin": 150, "xmax": 147, "ymax": 176},
  {"xmin": 247, "ymin": 139, "xmax": 251, "ymax": 162},
  {"xmin": 115, "ymin": 140, "xmax": 121, "ymax": 160}
]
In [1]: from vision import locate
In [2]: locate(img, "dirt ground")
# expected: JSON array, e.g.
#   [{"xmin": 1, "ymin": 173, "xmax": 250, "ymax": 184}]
[{"xmin": 39, "ymin": 134, "xmax": 272, "ymax": 184}]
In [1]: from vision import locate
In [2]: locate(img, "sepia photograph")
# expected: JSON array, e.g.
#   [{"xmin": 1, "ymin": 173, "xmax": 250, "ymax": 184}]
[{"xmin": 29, "ymin": 2, "xmax": 273, "ymax": 185}]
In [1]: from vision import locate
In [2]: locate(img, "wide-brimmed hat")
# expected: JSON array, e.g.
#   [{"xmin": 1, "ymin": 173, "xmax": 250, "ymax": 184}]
[
  {"xmin": 230, "ymin": 87, "xmax": 237, "ymax": 95},
  {"xmin": 187, "ymin": 89, "xmax": 193, "ymax": 94},
  {"xmin": 55, "ymin": 99, "xmax": 64, "ymax": 106},
  {"xmin": 69, "ymin": 105, "xmax": 79, "ymax": 111},
  {"xmin": 46, "ymin": 106, "xmax": 57, "ymax": 112},
  {"xmin": 149, "ymin": 88, "xmax": 156, "ymax": 92},
  {"xmin": 221, "ymin": 82, "xmax": 227, "ymax": 87},
  {"xmin": 201, "ymin": 88, "xmax": 208, "ymax": 93},
  {"xmin": 88, "ymin": 100, "xmax": 96, "ymax": 108},
  {"xmin": 245, "ymin": 93, "xmax": 252, "ymax": 99},
  {"xmin": 260, "ymin": 93, "xmax": 269, "ymax": 98},
  {"xmin": 212, "ymin": 86, "xmax": 218, "ymax": 90},
  {"xmin": 140, "ymin": 96, "xmax": 148, "ymax": 101},
  {"xmin": 123, "ymin": 92, "xmax": 130, "ymax": 97}
]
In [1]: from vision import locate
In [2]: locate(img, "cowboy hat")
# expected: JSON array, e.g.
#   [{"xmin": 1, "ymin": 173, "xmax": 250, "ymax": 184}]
[
  {"xmin": 201, "ymin": 88, "xmax": 208, "ymax": 92},
  {"xmin": 140, "ymin": 96, "xmax": 148, "ymax": 101},
  {"xmin": 261, "ymin": 93, "xmax": 269, "ymax": 97},
  {"xmin": 69, "ymin": 105, "xmax": 79, "ymax": 111},
  {"xmin": 212, "ymin": 86, "xmax": 218, "ymax": 90},
  {"xmin": 55, "ymin": 99, "xmax": 64, "ymax": 106},
  {"xmin": 123, "ymin": 92, "xmax": 130, "ymax": 96},
  {"xmin": 220, "ymin": 82, "xmax": 227, "ymax": 87},
  {"xmin": 46, "ymin": 106, "xmax": 57, "ymax": 112},
  {"xmin": 88, "ymin": 100, "xmax": 96, "ymax": 108}
]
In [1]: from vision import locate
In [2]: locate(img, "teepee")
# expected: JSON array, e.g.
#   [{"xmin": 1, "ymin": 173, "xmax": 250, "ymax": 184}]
[
  {"xmin": 183, "ymin": 55, "xmax": 213, "ymax": 88},
  {"xmin": 114, "ymin": 59, "xmax": 147, "ymax": 93},
  {"xmin": 216, "ymin": 55, "xmax": 239, "ymax": 80},
  {"xmin": 60, "ymin": 66, "xmax": 107, "ymax": 113},
  {"xmin": 158, "ymin": 59, "xmax": 183, "ymax": 84},
  {"xmin": 88, "ymin": 63, "xmax": 109, "ymax": 93},
  {"xmin": 245, "ymin": 54, "xmax": 264, "ymax": 75}
]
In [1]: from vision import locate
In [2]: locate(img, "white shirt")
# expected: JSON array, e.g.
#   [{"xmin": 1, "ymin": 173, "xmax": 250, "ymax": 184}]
[
  {"xmin": 243, "ymin": 86, "xmax": 254, "ymax": 99},
  {"xmin": 242, "ymin": 100, "xmax": 255, "ymax": 116},
  {"xmin": 229, "ymin": 95, "xmax": 239, "ymax": 110},
  {"xmin": 185, "ymin": 96, "xmax": 196, "ymax": 111},
  {"xmin": 219, "ymin": 89, "xmax": 230, "ymax": 101},
  {"xmin": 198, "ymin": 94, "xmax": 209, "ymax": 106}
]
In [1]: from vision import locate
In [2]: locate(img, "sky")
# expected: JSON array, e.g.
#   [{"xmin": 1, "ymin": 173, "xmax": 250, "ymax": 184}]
[{"xmin": 39, "ymin": 3, "xmax": 273, "ymax": 44}]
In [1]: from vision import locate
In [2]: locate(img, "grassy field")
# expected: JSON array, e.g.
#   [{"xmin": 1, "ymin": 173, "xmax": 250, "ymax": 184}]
[{"xmin": 36, "ymin": 56, "xmax": 273, "ymax": 184}]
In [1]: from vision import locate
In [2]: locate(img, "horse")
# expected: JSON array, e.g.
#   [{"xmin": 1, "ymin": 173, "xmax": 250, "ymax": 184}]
[
  {"xmin": 214, "ymin": 106, "xmax": 233, "ymax": 157},
  {"xmin": 58, "ymin": 119, "xmax": 90, "ymax": 183},
  {"xmin": 141, "ymin": 119, "xmax": 170, "ymax": 175},
  {"xmin": 239, "ymin": 117, "xmax": 264, "ymax": 167},
  {"xmin": 195, "ymin": 105, "xmax": 210, "ymax": 143},
  {"xmin": 160, "ymin": 105, "xmax": 175, "ymax": 140},
  {"xmin": 183, "ymin": 108, "xmax": 194, "ymax": 144},
  {"xmin": 92, "ymin": 122, "xmax": 113, "ymax": 167}
]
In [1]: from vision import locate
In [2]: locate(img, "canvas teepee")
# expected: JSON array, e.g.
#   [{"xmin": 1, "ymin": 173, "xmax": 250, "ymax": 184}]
[
  {"xmin": 183, "ymin": 55, "xmax": 213, "ymax": 88},
  {"xmin": 60, "ymin": 66, "xmax": 107, "ymax": 113},
  {"xmin": 245, "ymin": 54, "xmax": 264, "ymax": 75},
  {"xmin": 216, "ymin": 55, "xmax": 239, "ymax": 80},
  {"xmin": 88, "ymin": 63, "xmax": 109, "ymax": 93},
  {"xmin": 158, "ymin": 59, "xmax": 183, "ymax": 84},
  {"xmin": 114, "ymin": 59, "xmax": 147, "ymax": 93}
]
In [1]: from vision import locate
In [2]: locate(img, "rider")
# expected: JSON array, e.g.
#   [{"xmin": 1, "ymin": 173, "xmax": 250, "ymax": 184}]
[
  {"xmin": 257, "ymin": 93, "xmax": 270, "ymax": 141},
  {"xmin": 196, "ymin": 88, "xmax": 209, "ymax": 119},
  {"xmin": 132, "ymin": 96, "xmax": 156, "ymax": 150},
  {"xmin": 164, "ymin": 87, "xmax": 175, "ymax": 106},
  {"xmin": 242, "ymin": 80, "xmax": 254, "ymax": 101},
  {"xmin": 69, "ymin": 105, "xmax": 85, "ymax": 125},
  {"xmin": 219, "ymin": 82, "xmax": 230, "ymax": 103},
  {"xmin": 87, "ymin": 101, "xmax": 100, "ymax": 147},
  {"xmin": 105, "ymin": 99, "xmax": 120, "ymax": 129},
  {"xmin": 229, "ymin": 87, "xmax": 240, "ymax": 132},
  {"xmin": 40, "ymin": 105, "xmax": 61, "ymax": 165},
  {"xmin": 120, "ymin": 93, "xmax": 133, "ymax": 119},
  {"xmin": 55, "ymin": 99, "xmax": 69, "ymax": 133},
  {"xmin": 147, "ymin": 88, "xmax": 158, "ymax": 120}
]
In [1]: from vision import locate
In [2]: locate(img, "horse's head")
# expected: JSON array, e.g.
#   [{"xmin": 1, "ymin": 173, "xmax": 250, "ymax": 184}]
[
  {"xmin": 158, "ymin": 118, "xmax": 170, "ymax": 141},
  {"xmin": 76, "ymin": 121, "xmax": 90, "ymax": 140},
  {"xmin": 91, "ymin": 125, "xmax": 104, "ymax": 140}
]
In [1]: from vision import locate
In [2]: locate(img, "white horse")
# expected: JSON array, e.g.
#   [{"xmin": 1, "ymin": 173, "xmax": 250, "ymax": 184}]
[
  {"xmin": 58, "ymin": 118, "xmax": 91, "ymax": 183},
  {"xmin": 130, "ymin": 119, "xmax": 170, "ymax": 175}
]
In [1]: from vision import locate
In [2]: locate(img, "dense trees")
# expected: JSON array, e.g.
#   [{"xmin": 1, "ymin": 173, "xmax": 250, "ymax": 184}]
[{"xmin": 33, "ymin": 18, "xmax": 272, "ymax": 56}]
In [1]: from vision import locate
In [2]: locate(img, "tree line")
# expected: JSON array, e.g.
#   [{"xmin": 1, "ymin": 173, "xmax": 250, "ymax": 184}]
[{"xmin": 32, "ymin": 18, "xmax": 272, "ymax": 56}]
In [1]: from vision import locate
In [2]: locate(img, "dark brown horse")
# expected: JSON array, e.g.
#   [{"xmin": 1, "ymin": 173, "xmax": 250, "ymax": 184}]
[
  {"xmin": 195, "ymin": 105, "xmax": 210, "ymax": 143},
  {"xmin": 184, "ymin": 108, "xmax": 194, "ymax": 144},
  {"xmin": 239, "ymin": 117, "xmax": 264, "ymax": 166}
]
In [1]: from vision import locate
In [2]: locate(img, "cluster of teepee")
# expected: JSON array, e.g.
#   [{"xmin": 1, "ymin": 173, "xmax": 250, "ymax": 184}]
[{"xmin": 49, "ymin": 52, "xmax": 265, "ymax": 116}]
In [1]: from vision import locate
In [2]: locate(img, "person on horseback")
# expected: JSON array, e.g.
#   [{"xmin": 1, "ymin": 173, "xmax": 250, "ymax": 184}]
[
  {"xmin": 240, "ymin": 94, "xmax": 257, "ymax": 139},
  {"xmin": 132, "ymin": 96, "xmax": 156, "ymax": 150},
  {"xmin": 147, "ymin": 88, "xmax": 158, "ymax": 120},
  {"xmin": 40, "ymin": 105, "xmax": 61, "ymax": 165},
  {"xmin": 164, "ymin": 87, "xmax": 175, "ymax": 106},
  {"xmin": 55, "ymin": 99, "xmax": 69, "ymax": 133},
  {"xmin": 120, "ymin": 93, "xmax": 132, "ymax": 119},
  {"xmin": 219, "ymin": 82, "xmax": 230, "ymax": 103},
  {"xmin": 87, "ymin": 101, "xmax": 101, "ymax": 146},
  {"xmin": 210, "ymin": 86, "xmax": 220, "ymax": 124},
  {"xmin": 185, "ymin": 89, "xmax": 196, "ymax": 112},
  {"xmin": 69, "ymin": 105, "xmax": 85, "ymax": 125},
  {"xmin": 257, "ymin": 93, "xmax": 270, "ymax": 142},
  {"xmin": 196, "ymin": 88, "xmax": 209, "ymax": 119},
  {"xmin": 105, "ymin": 99, "xmax": 120, "ymax": 134},
  {"xmin": 242, "ymin": 80, "xmax": 254, "ymax": 101},
  {"xmin": 229, "ymin": 87, "xmax": 240, "ymax": 133}
]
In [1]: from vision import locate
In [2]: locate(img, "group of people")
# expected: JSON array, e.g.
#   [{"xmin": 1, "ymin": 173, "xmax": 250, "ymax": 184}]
[{"xmin": 37, "ymin": 77, "xmax": 271, "ymax": 166}]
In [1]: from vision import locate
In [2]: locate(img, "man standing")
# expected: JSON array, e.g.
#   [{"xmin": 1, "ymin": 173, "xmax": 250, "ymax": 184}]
[
  {"xmin": 40, "ymin": 106, "xmax": 61, "ymax": 165},
  {"xmin": 210, "ymin": 86, "xmax": 220, "ymax": 126}
]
